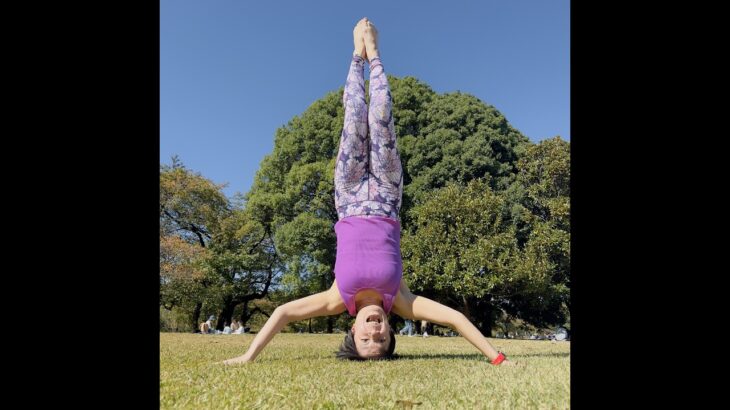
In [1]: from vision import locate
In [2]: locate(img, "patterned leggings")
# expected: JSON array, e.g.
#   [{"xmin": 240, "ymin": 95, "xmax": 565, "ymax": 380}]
[{"xmin": 334, "ymin": 54, "xmax": 403, "ymax": 221}]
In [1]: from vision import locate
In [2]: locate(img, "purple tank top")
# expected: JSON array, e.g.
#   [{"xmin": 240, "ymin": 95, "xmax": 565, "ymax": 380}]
[{"xmin": 334, "ymin": 216, "xmax": 403, "ymax": 316}]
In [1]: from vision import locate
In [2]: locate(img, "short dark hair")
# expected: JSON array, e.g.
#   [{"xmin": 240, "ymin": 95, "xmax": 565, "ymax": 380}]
[{"xmin": 336, "ymin": 328, "xmax": 397, "ymax": 360}]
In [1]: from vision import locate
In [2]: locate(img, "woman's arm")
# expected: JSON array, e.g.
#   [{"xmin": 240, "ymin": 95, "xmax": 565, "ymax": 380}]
[
  {"xmin": 223, "ymin": 280, "xmax": 346, "ymax": 364},
  {"xmin": 391, "ymin": 280, "xmax": 514, "ymax": 365}
]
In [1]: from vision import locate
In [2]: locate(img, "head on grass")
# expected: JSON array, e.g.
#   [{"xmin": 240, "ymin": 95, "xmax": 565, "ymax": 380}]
[{"xmin": 336, "ymin": 304, "xmax": 396, "ymax": 360}]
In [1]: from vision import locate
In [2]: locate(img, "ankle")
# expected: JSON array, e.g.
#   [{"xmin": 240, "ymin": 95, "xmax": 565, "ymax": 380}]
[{"xmin": 367, "ymin": 49, "xmax": 380, "ymax": 63}]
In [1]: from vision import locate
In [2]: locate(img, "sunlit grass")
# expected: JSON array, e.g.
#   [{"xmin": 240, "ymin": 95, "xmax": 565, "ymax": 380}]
[{"xmin": 160, "ymin": 332, "xmax": 569, "ymax": 409}]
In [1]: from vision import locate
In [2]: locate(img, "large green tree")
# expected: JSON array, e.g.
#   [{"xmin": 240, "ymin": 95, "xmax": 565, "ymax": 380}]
[
  {"xmin": 399, "ymin": 91, "xmax": 530, "ymax": 224},
  {"xmin": 162, "ymin": 74, "xmax": 567, "ymax": 334},
  {"xmin": 502, "ymin": 137, "xmax": 570, "ymax": 322},
  {"xmin": 242, "ymin": 75, "xmax": 530, "ymax": 332},
  {"xmin": 401, "ymin": 137, "xmax": 570, "ymax": 335},
  {"xmin": 401, "ymin": 178, "xmax": 522, "ymax": 334}
]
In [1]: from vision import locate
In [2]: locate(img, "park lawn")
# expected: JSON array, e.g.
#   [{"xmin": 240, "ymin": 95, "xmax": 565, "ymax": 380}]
[{"xmin": 160, "ymin": 332, "xmax": 569, "ymax": 409}]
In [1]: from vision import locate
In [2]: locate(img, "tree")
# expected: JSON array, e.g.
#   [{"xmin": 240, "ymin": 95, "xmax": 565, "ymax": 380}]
[
  {"xmin": 160, "ymin": 158, "xmax": 229, "ymax": 329},
  {"xmin": 242, "ymin": 75, "xmax": 531, "ymax": 332},
  {"xmin": 243, "ymin": 90, "xmax": 347, "ymax": 332},
  {"xmin": 160, "ymin": 75, "xmax": 569, "ymax": 334},
  {"xmin": 161, "ymin": 157, "xmax": 284, "ymax": 331},
  {"xmin": 502, "ymin": 137, "xmax": 570, "ymax": 322},
  {"xmin": 401, "ymin": 171, "xmax": 570, "ymax": 335},
  {"xmin": 399, "ymin": 91, "xmax": 530, "ymax": 226},
  {"xmin": 160, "ymin": 156, "xmax": 230, "ymax": 246},
  {"xmin": 274, "ymin": 212, "xmax": 337, "ymax": 331},
  {"xmin": 402, "ymin": 178, "xmax": 520, "ymax": 334},
  {"xmin": 159, "ymin": 234, "xmax": 210, "ymax": 331},
  {"xmin": 204, "ymin": 208, "xmax": 281, "ymax": 330}
]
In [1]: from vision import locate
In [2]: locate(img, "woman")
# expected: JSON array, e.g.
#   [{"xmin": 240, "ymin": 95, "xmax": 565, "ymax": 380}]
[
  {"xmin": 223, "ymin": 18, "xmax": 513, "ymax": 365},
  {"xmin": 200, "ymin": 315, "xmax": 215, "ymax": 334}
]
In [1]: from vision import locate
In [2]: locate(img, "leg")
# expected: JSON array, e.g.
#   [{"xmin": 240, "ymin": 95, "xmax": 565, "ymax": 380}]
[
  {"xmin": 334, "ymin": 54, "xmax": 370, "ymax": 220},
  {"xmin": 367, "ymin": 56, "xmax": 403, "ymax": 219}
]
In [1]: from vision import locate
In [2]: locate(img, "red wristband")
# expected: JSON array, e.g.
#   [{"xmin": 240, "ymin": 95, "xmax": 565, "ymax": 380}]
[{"xmin": 490, "ymin": 352, "xmax": 506, "ymax": 365}]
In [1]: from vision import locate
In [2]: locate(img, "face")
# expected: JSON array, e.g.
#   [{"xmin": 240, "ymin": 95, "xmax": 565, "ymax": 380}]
[{"xmin": 352, "ymin": 304, "xmax": 391, "ymax": 358}]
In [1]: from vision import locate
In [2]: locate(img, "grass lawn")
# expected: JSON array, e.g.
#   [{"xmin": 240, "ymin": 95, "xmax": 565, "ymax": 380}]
[{"xmin": 160, "ymin": 332, "xmax": 569, "ymax": 409}]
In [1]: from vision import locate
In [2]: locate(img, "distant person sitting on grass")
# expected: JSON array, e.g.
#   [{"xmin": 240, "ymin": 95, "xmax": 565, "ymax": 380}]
[
  {"xmin": 222, "ymin": 17, "xmax": 514, "ymax": 367},
  {"xmin": 200, "ymin": 315, "xmax": 215, "ymax": 334}
]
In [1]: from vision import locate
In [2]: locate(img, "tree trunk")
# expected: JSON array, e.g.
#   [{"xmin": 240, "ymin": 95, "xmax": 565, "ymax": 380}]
[
  {"xmin": 217, "ymin": 297, "xmax": 236, "ymax": 330},
  {"xmin": 191, "ymin": 302, "xmax": 202, "ymax": 332},
  {"xmin": 308, "ymin": 318, "xmax": 312, "ymax": 333},
  {"xmin": 462, "ymin": 295, "xmax": 471, "ymax": 319},
  {"xmin": 477, "ymin": 299, "xmax": 495, "ymax": 337},
  {"xmin": 240, "ymin": 302, "xmax": 270, "ymax": 327},
  {"xmin": 464, "ymin": 296, "xmax": 494, "ymax": 337},
  {"xmin": 327, "ymin": 317, "xmax": 334, "ymax": 333},
  {"xmin": 239, "ymin": 301, "xmax": 250, "ymax": 326}
]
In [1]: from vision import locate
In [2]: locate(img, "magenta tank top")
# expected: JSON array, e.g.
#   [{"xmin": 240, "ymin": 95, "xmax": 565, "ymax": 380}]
[{"xmin": 334, "ymin": 216, "xmax": 403, "ymax": 316}]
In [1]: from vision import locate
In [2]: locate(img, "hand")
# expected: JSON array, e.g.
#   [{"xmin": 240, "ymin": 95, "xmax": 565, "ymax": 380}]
[
  {"xmin": 222, "ymin": 355, "xmax": 251, "ymax": 365},
  {"xmin": 500, "ymin": 359, "xmax": 519, "ymax": 366}
]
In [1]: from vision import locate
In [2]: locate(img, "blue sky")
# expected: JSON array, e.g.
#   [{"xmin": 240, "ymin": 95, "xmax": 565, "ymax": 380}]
[{"xmin": 161, "ymin": 0, "xmax": 569, "ymax": 198}]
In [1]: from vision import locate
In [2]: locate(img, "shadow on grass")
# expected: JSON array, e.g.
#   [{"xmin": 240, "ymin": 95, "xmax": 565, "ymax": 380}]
[
  {"xmin": 515, "ymin": 352, "xmax": 570, "ymax": 359},
  {"xmin": 394, "ymin": 352, "xmax": 570, "ymax": 360},
  {"xmin": 216, "ymin": 352, "xmax": 570, "ymax": 364},
  {"xmin": 394, "ymin": 353, "xmax": 483, "ymax": 360}
]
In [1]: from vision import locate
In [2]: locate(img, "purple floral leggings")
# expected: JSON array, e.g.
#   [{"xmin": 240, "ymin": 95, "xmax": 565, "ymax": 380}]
[{"xmin": 334, "ymin": 54, "xmax": 403, "ymax": 221}]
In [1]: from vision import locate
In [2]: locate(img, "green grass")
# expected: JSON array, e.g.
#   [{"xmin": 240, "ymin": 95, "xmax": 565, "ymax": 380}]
[{"xmin": 160, "ymin": 332, "xmax": 570, "ymax": 409}]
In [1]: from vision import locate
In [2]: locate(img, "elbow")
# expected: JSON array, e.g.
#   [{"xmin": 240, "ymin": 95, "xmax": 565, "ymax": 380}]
[
  {"xmin": 448, "ymin": 311, "xmax": 468, "ymax": 328},
  {"xmin": 273, "ymin": 305, "xmax": 289, "ymax": 321}
]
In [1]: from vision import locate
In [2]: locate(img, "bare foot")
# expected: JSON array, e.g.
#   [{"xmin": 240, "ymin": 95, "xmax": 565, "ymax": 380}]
[
  {"xmin": 353, "ymin": 18, "xmax": 368, "ymax": 60},
  {"xmin": 362, "ymin": 18, "xmax": 379, "ymax": 62}
]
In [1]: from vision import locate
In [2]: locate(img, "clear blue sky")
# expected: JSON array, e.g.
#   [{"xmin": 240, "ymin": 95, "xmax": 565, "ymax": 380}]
[{"xmin": 161, "ymin": 0, "xmax": 570, "ymax": 198}]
